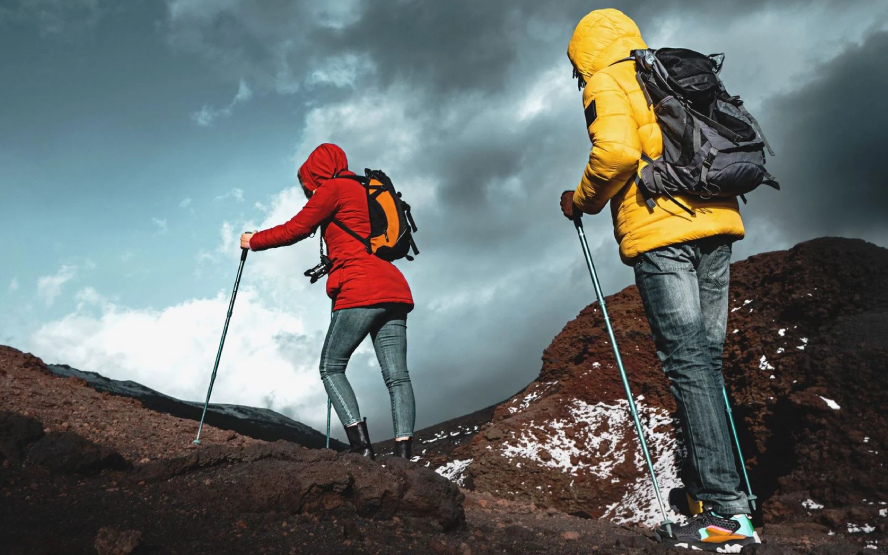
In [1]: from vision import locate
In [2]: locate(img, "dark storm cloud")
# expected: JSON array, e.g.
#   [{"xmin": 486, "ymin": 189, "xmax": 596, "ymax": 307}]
[{"xmin": 756, "ymin": 29, "xmax": 888, "ymax": 240}]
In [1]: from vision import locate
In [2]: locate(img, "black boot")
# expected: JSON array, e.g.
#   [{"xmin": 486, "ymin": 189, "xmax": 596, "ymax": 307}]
[
  {"xmin": 394, "ymin": 438, "xmax": 412, "ymax": 459},
  {"xmin": 344, "ymin": 418, "xmax": 375, "ymax": 460}
]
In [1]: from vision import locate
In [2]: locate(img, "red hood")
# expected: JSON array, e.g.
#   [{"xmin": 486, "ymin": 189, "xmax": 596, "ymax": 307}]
[{"xmin": 298, "ymin": 143, "xmax": 349, "ymax": 192}]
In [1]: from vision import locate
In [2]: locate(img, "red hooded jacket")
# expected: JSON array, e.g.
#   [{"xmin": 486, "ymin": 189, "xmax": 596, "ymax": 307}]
[{"xmin": 249, "ymin": 143, "xmax": 414, "ymax": 311}]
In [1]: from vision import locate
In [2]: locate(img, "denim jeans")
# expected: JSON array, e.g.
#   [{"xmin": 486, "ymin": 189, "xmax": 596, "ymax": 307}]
[
  {"xmin": 319, "ymin": 303, "xmax": 415, "ymax": 438},
  {"xmin": 634, "ymin": 237, "xmax": 749, "ymax": 515}
]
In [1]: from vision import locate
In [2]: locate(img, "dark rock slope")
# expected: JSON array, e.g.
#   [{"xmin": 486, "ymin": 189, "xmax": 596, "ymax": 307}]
[{"xmin": 47, "ymin": 363, "xmax": 346, "ymax": 450}]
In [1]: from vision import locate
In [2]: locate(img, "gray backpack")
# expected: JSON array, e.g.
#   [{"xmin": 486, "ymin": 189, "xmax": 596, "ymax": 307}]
[{"xmin": 616, "ymin": 48, "xmax": 779, "ymax": 214}]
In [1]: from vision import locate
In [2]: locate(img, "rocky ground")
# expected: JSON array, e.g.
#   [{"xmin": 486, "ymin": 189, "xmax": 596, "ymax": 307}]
[
  {"xmin": 455, "ymin": 237, "xmax": 888, "ymax": 550},
  {"xmin": 2, "ymin": 237, "xmax": 886, "ymax": 554}
]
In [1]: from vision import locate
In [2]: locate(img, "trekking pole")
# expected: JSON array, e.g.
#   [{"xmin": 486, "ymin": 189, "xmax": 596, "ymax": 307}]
[
  {"xmin": 325, "ymin": 296, "xmax": 334, "ymax": 449},
  {"xmin": 571, "ymin": 215, "xmax": 674, "ymax": 537},
  {"xmin": 326, "ymin": 398, "xmax": 332, "ymax": 448},
  {"xmin": 194, "ymin": 246, "xmax": 249, "ymax": 445},
  {"xmin": 722, "ymin": 388, "xmax": 757, "ymax": 512}
]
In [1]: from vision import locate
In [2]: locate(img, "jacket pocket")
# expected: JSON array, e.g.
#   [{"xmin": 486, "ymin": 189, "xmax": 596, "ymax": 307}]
[{"xmin": 326, "ymin": 266, "xmax": 345, "ymax": 298}]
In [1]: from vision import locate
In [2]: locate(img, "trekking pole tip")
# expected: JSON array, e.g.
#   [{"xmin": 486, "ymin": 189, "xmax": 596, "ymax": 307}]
[{"xmin": 193, "ymin": 438, "xmax": 201, "ymax": 445}]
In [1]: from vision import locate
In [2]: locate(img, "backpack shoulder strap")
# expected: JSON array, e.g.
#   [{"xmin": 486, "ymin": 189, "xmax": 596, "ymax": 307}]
[
  {"xmin": 330, "ymin": 218, "xmax": 372, "ymax": 254},
  {"xmin": 327, "ymin": 172, "xmax": 374, "ymax": 254},
  {"xmin": 337, "ymin": 174, "xmax": 369, "ymax": 185}
]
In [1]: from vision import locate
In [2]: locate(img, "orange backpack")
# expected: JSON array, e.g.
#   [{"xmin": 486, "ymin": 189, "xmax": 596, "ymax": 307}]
[{"xmin": 333, "ymin": 169, "xmax": 419, "ymax": 262}]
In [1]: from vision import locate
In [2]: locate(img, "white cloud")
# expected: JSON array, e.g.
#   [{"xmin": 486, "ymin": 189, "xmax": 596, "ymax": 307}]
[
  {"xmin": 36, "ymin": 265, "xmax": 77, "ymax": 307},
  {"xmin": 152, "ymin": 217, "xmax": 169, "ymax": 234},
  {"xmin": 214, "ymin": 188, "xmax": 244, "ymax": 202},
  {"xmin": 30, "ymin": 286, "xmax": 331, "ymax": 430},
  {"xmin": 8, "ymin": 277, "xmax": 19, "ymax": 293},
  {"xmin": 180, "ymin": 197, "xmax": 192, "ymax": 208},
  {"xmin": 191, "ymin": 79, "xmax": 253, "ymax": 126}
]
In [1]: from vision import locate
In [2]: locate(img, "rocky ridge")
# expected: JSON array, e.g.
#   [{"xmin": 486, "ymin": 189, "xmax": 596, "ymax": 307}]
[{"xmin": 449, "ymin": 237, "xmax": 887, "ymax": 550}]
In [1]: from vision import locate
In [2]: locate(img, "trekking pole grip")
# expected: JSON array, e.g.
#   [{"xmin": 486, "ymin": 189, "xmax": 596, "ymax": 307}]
[{"xmin": 241, "ymin": 229, "xmax": 255, "ymax": 262}]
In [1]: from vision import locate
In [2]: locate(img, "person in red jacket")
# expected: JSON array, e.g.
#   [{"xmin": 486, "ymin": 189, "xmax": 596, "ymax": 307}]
[{"xmin": 240, "ymin": 143, "xmax": 415, "ymax": 460}]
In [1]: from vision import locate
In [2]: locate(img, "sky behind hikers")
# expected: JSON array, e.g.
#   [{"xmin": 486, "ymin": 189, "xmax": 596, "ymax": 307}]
[{"xmin": 3, "ymin": 0, "xmax": 887, "ymax": 441}]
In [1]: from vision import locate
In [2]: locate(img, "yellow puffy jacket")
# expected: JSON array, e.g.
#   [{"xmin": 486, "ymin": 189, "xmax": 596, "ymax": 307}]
[{"xmin": 567, "ymin": 9, "xmax": 744, "ymax": 265}]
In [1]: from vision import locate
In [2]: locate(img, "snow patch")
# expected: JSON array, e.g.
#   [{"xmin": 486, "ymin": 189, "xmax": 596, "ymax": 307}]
[
  {"xmin": 508, "ymin": 382, "xmax": 557, "ymax": 414},
  {"xmin": 778, "ymin": 328, "xmax": 786, "ymax": 337},
  {"xmin": 848, "ymin": 523, "xmax": 876, "ymax": 534},
  {"xmin": 498, "ymin": 397, "xmax": 681, "ymax": 527},
  {"xmin": 802, "ymin": 499, "xmax": 824, "ymax": 510},
  {"xmin": 819, "ymin": 396, "xmax": 841, "ymax": 410},
  {"xmin": 435, "ymin": 459, "xmax": 472, "ymax": 487},
  {"xmin": 759, "ymin": 355, "xmax": 775, "ymax": 371}
]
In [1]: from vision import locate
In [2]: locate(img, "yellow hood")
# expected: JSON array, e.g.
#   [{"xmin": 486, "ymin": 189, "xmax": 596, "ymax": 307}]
[{"xmin": 567, "ymin": 9, "xmax": 647, "ymax": 80}]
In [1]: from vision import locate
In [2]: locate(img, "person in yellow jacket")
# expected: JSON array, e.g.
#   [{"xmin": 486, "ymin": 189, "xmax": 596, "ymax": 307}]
[{"xmin": 560, "ymin": 9, "xmax": 757, "ymax": 550}]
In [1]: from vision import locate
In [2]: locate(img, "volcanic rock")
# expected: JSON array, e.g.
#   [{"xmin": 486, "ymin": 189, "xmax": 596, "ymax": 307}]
[
  {"xmin": 0, "ymin": 411, "xmax": 45, "ymax": 463},
  {"xmin": 25, "ymin": 431, "xmax": 131, "ymax": 474},
  {"xmin": 457, "ymin": 238, "xmax": 888, "ymax": 538},
  {"xmin": 94, "ymin": 527, "xmax": 143, "ymax": 555}
]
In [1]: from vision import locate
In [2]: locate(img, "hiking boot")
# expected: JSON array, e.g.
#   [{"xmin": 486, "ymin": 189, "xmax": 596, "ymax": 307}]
[
  {"xmin": 657, "ymin": 510, "xmax": 758, "ymax": 552},
  {"xmin": 669, "ymin": 487, "xmax": 704, "ymax": 518},
  {"xmin": 393, "ymin": 438, "xmax": 412, "ymax": 459},
  {"xmin": 344, "ymin": 418, "xmax": 375, "ymax": 460}
]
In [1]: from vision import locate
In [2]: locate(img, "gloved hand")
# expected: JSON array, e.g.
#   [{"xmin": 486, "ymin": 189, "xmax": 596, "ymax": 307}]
[{"xmin": 560, "ymin": 190, "xmax": 580, "ymax": 220}]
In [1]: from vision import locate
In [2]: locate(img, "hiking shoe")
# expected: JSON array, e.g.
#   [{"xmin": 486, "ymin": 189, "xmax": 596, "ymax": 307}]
[
  {"xmin": 669, "ymin": 487, "xmax": 704, "ymax": 517},
  {"xmin": 657, "ymin": 510, "xmax": 758, "ymax": 552}
]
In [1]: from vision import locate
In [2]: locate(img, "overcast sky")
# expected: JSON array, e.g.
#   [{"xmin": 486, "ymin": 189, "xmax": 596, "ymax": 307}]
[{"xmin": 2, "ymin": 0, "xmax": 887, "ymax": 442}]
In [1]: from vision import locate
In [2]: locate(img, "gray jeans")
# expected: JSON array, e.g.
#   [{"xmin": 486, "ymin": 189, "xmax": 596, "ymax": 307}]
[
  {"xmin": 319, "ymin": 303, "xmax": 415, "ymax": 438},
  {"xmin": 634, "ymin": 237, "xmax": 750, "ymax": 515}
]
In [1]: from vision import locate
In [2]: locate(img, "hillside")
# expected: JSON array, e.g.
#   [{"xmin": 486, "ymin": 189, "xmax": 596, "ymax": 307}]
[{"xmin": 2, "ymin": 237, "xmax": 886, "ymax": 554}]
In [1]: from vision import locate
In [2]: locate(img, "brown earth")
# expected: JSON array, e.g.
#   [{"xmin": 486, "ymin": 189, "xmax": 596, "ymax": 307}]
[
  {"xmin": 1, "ymin": 341, "xmax": 868, "ymax": 554},
  {"xmin": 0, "ymin": 347, "xmax": 714, "ymax": 555}
]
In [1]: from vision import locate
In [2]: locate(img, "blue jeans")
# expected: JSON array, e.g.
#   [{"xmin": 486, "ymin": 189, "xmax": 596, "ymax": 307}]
[
  {"xmin": 634, "ymin": 237, "xmax": 749, "ymax": 515},
  {"xmin": 319, "ymin": 303, "xmax": 415, "ymax": 438}
]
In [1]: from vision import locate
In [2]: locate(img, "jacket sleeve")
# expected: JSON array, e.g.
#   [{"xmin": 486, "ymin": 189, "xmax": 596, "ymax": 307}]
[
  {"xmin": 573, "ymin": 70, "xmax": 642, "ymax": 215},
  {"xmin": 250, "ymin": 182, "xmax": 339, "ymax": 251}
]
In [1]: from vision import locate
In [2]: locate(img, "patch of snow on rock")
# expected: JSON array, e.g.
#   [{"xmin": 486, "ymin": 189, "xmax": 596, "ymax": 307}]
[
  {"xmin": 847, "ymin": 523, "xmax": 876, "ymax": 534},
  {"xmin": 802, "ymin": 499, "xmax": 824, "ymax": 510},
  {"xmin": 601, "ymin": 403, "xmax": 683, "ymax": 527},
  {"xmin": 819, "ymin": 396, "xmax": 841, "ymax": 410},
  {"xmin": 778, "ymin": 329, "xmax": 786, "ymax": 337},
  {"xmin": 759, "ymin": 355, "xmax": 775, "ymax": 371},
  {"xmin": 498, "ymin": 397, "xmax": 682, "ymax": 526},
  {"xmin": 435, "ymin": 459, "xmax": 473, "ymax": 487}
]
